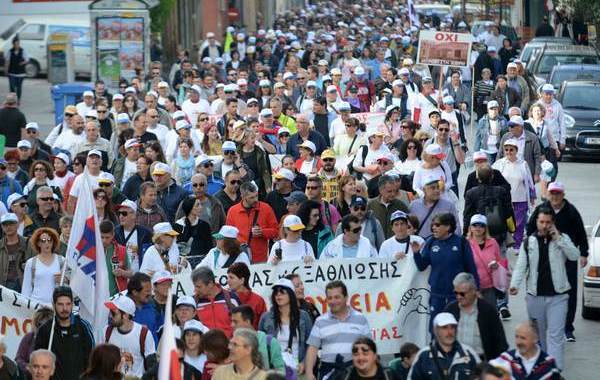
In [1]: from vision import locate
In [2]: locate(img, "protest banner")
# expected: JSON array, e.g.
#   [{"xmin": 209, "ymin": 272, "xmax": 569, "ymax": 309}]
[
  {"xmin": 175, "ymin": 257, "xmax": 431, "ymax": 353},
  {"xmin": 417, "ymin": 31, "xmax": 473, "ymax": 68},
  {"xmin": 0, "ymin": 286, "xmax": 49, "ymax": 357}
]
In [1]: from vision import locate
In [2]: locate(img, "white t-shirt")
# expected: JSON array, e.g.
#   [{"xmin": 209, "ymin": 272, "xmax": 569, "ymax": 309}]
[
  {"xmin": 413, "ymin": 92, "xmax": 439, "ymax": 134},
  {"xmin": 277, "ymin": 324, "xmax": 300, "ymax": 367},
  {"xmin": 197, "ymin": 248, "xmax": 251, "ymax": 270},
  {"xmin": 185, "ymin": 353, "xmax": 207, "ymax": 373},
  {"xmin": 268, "ymin": 239, "xmax": 315, "ymax": 263},
  {"xmin": 147, "ymin": 123, "xmax": 170, "ymax": 149},
  {"xmin": 329, "ymin": 117, "xmax": 347, "ymax": 142},
  {"xmin": 121, "ymin": 158, "xmax": 138, "ymax": 189},
  {"xmin": 104, "ymin": 322, "xmax": 156, "ymax": 378},
  {"xmin": 76, "ymin": 102, "xmax": 93, "ymax": 118},
  {"xmin": 379, "ymin": 235, "xmax": 425, "ymax": 258},
  {"xmin": 140, "ymin": 245, "xmax": 179, "ymax": 275},
  {"xmin": 122, "ymin": 229, "xmax": 140, "ymax": 272},
  {"xmin": 182, "ymin": 99, "xmax": 211, "ymax": 126},
  {"xmin": 69, "ymin": 171, "xmax": 102, "ymax": 198},
  {"xmin": 21, "ymin": 255, "xmax": 62, "ymax": 304}
]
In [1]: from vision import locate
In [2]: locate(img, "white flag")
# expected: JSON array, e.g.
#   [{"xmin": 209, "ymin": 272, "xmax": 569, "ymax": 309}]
[{"xmin": 158, "ymin": 288, "xmax": 181, "ymax": 380}]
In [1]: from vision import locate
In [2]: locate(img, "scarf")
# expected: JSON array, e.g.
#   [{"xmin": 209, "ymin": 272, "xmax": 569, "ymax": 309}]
[{"xmin": 175, "ymin": 155, "xmax": 195, "ymax": 183}]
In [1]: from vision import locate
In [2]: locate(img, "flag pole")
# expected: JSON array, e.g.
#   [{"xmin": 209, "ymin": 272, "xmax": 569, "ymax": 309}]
[{"xmin": 48, "ymin": 254, "xmax": 71, "ymax": 350}]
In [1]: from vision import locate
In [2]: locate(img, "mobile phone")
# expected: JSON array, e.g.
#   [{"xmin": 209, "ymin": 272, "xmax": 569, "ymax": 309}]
[{"xmin": 275, "ymin": 248, "xmax": 283, "ymax": 259}]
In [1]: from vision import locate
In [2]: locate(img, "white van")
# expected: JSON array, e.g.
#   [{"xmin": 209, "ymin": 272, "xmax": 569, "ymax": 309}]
[{"xmin": 0, "ymin": 17, "xmax": 91, "ymax": 77}]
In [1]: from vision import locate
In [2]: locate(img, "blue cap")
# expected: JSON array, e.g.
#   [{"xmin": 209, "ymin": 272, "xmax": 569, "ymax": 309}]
[
  {"xmin": 350, "ymin": 195, "xmax": 367, "ymax": 208},
  {"xmin": 285, "ymin": 191, "xmax": 307, "ymax": 204},
  {"xmin": 390, "ymin": 210, "xmax": 408, "ymax": 222}
]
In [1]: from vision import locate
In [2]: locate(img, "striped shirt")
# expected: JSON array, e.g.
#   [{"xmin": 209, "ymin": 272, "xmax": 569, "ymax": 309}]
[{"xmin": 306, "ymin": 308, "xmax": 370, "ymax": 363}]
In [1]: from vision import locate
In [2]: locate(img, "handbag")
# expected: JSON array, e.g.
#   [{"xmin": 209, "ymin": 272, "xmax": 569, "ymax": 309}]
[{"xmin": 492, "ymin": 263, "xmax": 510, "ymax": 293}]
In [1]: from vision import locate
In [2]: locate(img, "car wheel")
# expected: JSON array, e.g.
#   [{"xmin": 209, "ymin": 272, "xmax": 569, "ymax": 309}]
[
  {"xmin": 25, "ymin": 61, "xmax": 40, "ymax": 78},
  {"xmin": 582, "ymin": 304, "xmax": 600, "ymax": 320}
]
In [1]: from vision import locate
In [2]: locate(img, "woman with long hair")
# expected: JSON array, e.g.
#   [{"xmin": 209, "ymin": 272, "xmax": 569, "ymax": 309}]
[
  {"xmin": 192, "ymin": 112, "xmax": 210, "ymax": 149},
  {"xmin": 201, "ymin": 329, "xmax": 230, "ymax": 380},
  {"xmin": 202, "ymin": 124, "xmax": 223, "ymax": 156},
  {"xmin": 499, "ymin": 38, "xmax": 518, "ymax": 73},
  {"xmin": 172, "ymin": 138, "xmax": 196, "ymax": 184},
  {"xmin": 144, "ymin": 141, "xmax": 167, "ymax": 164},
  {"xmin": 22, "ymin": 228, "xmax": 64, "ymax": 303},
  {"xmin": 467, "ymin": 214, "xmax": 504, "ymax": 307},
  {"xmin": 395, "ymin": 138, "xmax": 423, "ymax": 191},
  {"xmin": 15, "ymin": 306, "xmax": 54, "ymax": 375},
  {"xmin": 331, "ymin": 175, "xmax": 357, "ymax": 217},
  {"xmin": 81, "ymin": 343, "xmax": 123, "ymax": 380},
  {"xmin": 333, "ymin": 118, "xmax": 365, "ymax": 159},
  {"xmin": 227, "ymin": 262, "xmax": 267, "ymax": 329},
  {"xmin": 380, "ymin": 105, "xmax": 403, "ymax": 145},
  {"xmin": 257, "ymin": 80, "xmax": 272, "ymax": 109},
  {"xmin": 258, "ymin": 279, "xmax": 312, "ymax": 377},
  {"xmin": 281, "ymin": 155, "xmax": 306, "ymax": 191},
  {"xmin": 183, "ymin": 320, "xmax": 209, "ymax": 373},
  {"xmin": 24, "ymin": 160, "xmax": 61, "ymax": 208},
  {"xmin": 122, "ymin": 156, "xmax": 153, "ymax": 201},
  {"xmin": 172, "ymin": 295, "xmax": 196, "ymax": 339},
  {"xmin": 297, "ymin": 200, "xmax": 334, "ymax": 258},
  {"xmin": 94, "ymin": 188, "xmax": 118, "ymax": 224},
  {"xmin": 174, "ymin": 197, "xmax": 213, "ymax": 259},
  {"xmin": 57, "ymin": 215, "xmax": 72, "ymax": 256},
  {"xmin": 294, "ymin": 141, "xmax": 321, "ymax": 176},
  {"xmin": 123, "ymin": 94, "xmax": 139, "ymax": 119},
  {"xmin": 197, "ymin": 225, "xmax": 250, "ymax": 270}
]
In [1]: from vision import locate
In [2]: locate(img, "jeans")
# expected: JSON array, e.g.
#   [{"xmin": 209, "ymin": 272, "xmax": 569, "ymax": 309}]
[
  {"xmin": 526, "ymin": 293, "xmax": 569, "ymax": 370},
  {"xmin": 8, "ymin": 75, "xmax": 24, "ymax": 100}
]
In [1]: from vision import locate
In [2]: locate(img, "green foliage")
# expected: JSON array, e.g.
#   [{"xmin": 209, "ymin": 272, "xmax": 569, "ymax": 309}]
[
  {"xmin": 560, "ymin": 0, "xmax": 600, "ymax": 22},
  {"xmin": 149, "ymin": 0, "xmax": 176, "ymax": 33}
]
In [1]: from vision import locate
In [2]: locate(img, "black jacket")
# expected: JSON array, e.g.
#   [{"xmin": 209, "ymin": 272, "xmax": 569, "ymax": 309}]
[
  {"xmin": 34, "ymin": 315, "xmax": 94, "ymax": 380},
  {"xmin": 463, "ymin": 168, "xmax": 511, "ymax": 198},
  {"xmin": 115, "ymin": 224, "xmax": 153, "ymax": 262},
  {"xmin": 445, "ymin": 299, "xmax": 508, "ymax": 360},
  {"xmin": 463, "ymin": 184, "xmax": 514, "ymax": 239},
  {"xmin": 526, "ymin": 199, "xmax": 589, "ymax": 257},
  {"xmin": 174, "ymin": 217, "xmax": 214, "ymax": 258}
]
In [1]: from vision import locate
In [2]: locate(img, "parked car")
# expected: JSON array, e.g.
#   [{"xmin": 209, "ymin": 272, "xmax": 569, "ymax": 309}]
[
  {"xmin": 548, "ymin": 64, "xmax": 600, "ymax": 90},
  {"xmin": 557, "ymin": 80, "xmax": 600, "ymax": 158},
  {"xmin": 414, "ymin": 3, "xmax": 451, "ymax": 17},
  {"xmin": 583, "ymin": 218, "xmax": 600, "ymax": 320},
  {"xmin": 527, "ymin": 45, "xmax": 600, "ymax": 85},
  {"xmin": 0, "ymin": 16, "xmax": 91, "ymax": 77},
  {"xmin": 518, "ymin": 37, "xmax": 573, "ymax": 65}
]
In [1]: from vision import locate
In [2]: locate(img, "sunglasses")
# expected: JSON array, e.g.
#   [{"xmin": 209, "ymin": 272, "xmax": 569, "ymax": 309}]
[
  {"xmin": 202, "ymin": 163, "xmax": 213, "ymax": 168},
  {"xmin": 224, "ymin": 151, "xmax": 236, "ymax": 155},
  {"xmin": 198, "ymin": 117, "xmax": 208, "ymax": 122},
  {"xmin": 39, "ymin": 197, "xmax": 54, "ymax": 202},
  {"xmin": 306, "ymin": 186, "xmax": 319, "ymax": 190},
  {"xmin": 118, "ymin": 211, "xmax": 130, "ymax": 216},
  {"xmin": 279, "ymin": 133, "xmax": 290, "ymax": 138},
  {"xmin": 353, "ymin": 205, "xmax": 367, "ymax": 211},
  {"xmin": 471, "ymin": 223, "xmax": 486, "ymax": 228},
  {"xmin": 39, "ymin": 238, "xmax": 53, "ymax": 243},
  {"xmin": 15, "ymin": 202, "xmax": 27, "ymax": 208},
  {"xmin": 65, "ymin": 113, "xmax": 75, "ymax": 117},
  {"xmin": 407, "ymin": 145, "xmax": 417, "ymax": 150},
  {"xmin": 323, "ymin": 158, "xmax": 335, "ymax": 162},
  {"xmin": 192, "ymin": 183, "xmax": 206, "ymax": 187},
  {"xmin": 229, "ymin": 180, "xmax": 242, "ymax": 185},
  {"xmin": 348, "ymin": 226, "xmax": 362, "ymax": 234},
  {"xmin": 352, "ymin": 346, "xmax": 372, "ymax": 354},
  {"xmin": 99, "ymin": 182, "xmax": 112, "ymax": 188},
  {"xmin": 454, "ymin": 291, "xmax": 467, "ymax": 297}
]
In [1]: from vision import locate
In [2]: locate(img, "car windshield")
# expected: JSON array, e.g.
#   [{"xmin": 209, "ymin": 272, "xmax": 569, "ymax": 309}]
[
  {"xmin": 537, "ymin": 54, "xmax": 600, "ymax": 74},
  {"xmin": 521, "ymin": 46, "xmax": 541, "ymax": 62},
  {"xmin": 0, "ymin": 19, "xmax": 25, "ymax": 40},
  {"xmin": 551, "ymin": 70, "xmax": 600, "ymax": 88},
  {"xmin": 562, "ymin": 85, "xmax": 600, "ymax": 110}
]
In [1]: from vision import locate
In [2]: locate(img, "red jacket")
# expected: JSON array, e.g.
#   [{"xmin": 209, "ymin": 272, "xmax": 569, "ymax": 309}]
[
  {"xmin": 294, "ymin": 157, "xmax": 322, "ymax": 175},
  {"xmin": 236, "ymin": 289, "xmax": 267, "ymax": 330},
  {"xmin": 110, "ymin": 242, "xmax": 129, "ymax": 293},
  {"xmin": 225, "ymin": 201, "xmax": 279, "ymax": 263},
  {"xmin": 195, "ymin": 286, "xmax": 240, "ymax": 337}
]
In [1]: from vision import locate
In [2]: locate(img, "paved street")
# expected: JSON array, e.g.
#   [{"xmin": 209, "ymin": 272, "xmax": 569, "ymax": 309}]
[{"xmin": 2, "ymin": 77, "xmax": 600, "ymax": 378}]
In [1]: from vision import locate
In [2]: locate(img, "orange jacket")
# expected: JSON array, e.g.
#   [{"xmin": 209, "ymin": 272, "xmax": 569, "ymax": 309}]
[{"xmin": 225, "ymin": 201, "xmax": 278, "ymax": 263}]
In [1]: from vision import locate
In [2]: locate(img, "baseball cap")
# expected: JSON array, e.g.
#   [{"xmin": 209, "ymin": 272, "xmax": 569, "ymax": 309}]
[
  {"xmin": 322, "ymin": 74, "xmax": 332, "ymax": 82},
  {"xmin": 377, "ymin": 153, "xmax": 395, "ymax": 163},
  {"xmin": 285, "ymin": 191, "xmax": 307, "ymax": 204},
  {"xmin": 470, "ymin": 214, "xmax": 488, "ymax": 226},
  {"xmin": 350, "ymin": 195, "xmax": 368, "ymax": 208},
  {"xmin": 283, "ymin": 72, "xmax": 295, "ymax": 81},
  {"xmin": 25, "ymin": 122, "xmax": 39, "ymax": 131},
  {"xmin": 212, "ymin": 225, "xmax": 239, "ymax": 240},
  {"xmin": 392, "ymin": 79, "xmax": 404, "ymax": 88},
  {"xmin": 283, "ymin": 214, "xmax": 305, "ymax": 231},
  {"xmin": 503, "ymin": 138, "xmax": 519, "ymax": 148},
  {"xmin": 0, "ymin": 213, "xmax": 18, "ymax": 224},
  {"xmin": 424, "ymin": 144, "xmax": 446, "ymax": 159},
  {"xmin": 6, "ymin": 193, "xmax": 25, "ymax": 209},
  {"xmin": 195, "ymin": 155, "xmax": 213, "ymax": 167},
  {"xmin": 190, "ymin": 84, "xmax": 202, "ymax": 94},
  {"xmin": 184, "ymin": 320, "xmax": 209, "ymax": 334},
  {"xmin": 330, "ymin": 68, "xmax": 342, "ymax": 76},
  {"xmin": 306, "ymin": 80, "xmax": 317, "ymax": 88},
  {"xmin": 152, "ymin": 270, "xmax": 173, "ymax": 284},
  {"xmin": 158, "ymin": 81, "xmax": 169, "ymax": 88},
  {"xmin": 337, "ymin": 102, "xmax": 351, "ymax": 112},
  {"xmin": 105, "ymin": 296, "xmax": 136, "ymax": 316},
  {"xmin": 17, "ymin": 140, "xmax": 31, "ymax": 149},
  {"xmin": 473, "ymin": 151, "xmax": 488, "ymax": 162},
  {"xmin": 386, "ymin": 104, "xmax": 400, "ymax": 114},
  {"xmin": 83, "ymin": 90, "xmax": 94, "ymax": 98},
  {"xmin": 55, "ymin": 152, "xmax": 70, "ymax": 165},
  {"xmin": 202, "ymin": 57, "xmax": 211, "ymax": 63},
  {"xmin": 272, "ymin": 278, "xmax": 295, "ymax": 292},
  {"xmin": 278, "ymin": 127, "xmax": 291, "ymax": 136},
  {"xmin": 298, "ymin": 140, "xmax": 316, "ymax": 153},
  {"xmin": 548, "ymin": 182, "xmax": 565, "ymax": 193},
  {"xmin": 508, "ymin": 116, "xmax": 524, "ymax": 126},
  {"xmin": 317, "ymin": 59, "xmax": 329, "ymax": 66},
  {"xmin": 487, "ymin": 100, "xmax": 499, "ymax": 110},
  {"xmin": 206, "ymin": 32, "xmax": 215, "ymax": 38},
  {"xmin": 442, "ymin": 95, "xmax": 454, "ymax": 105},
  {"xmin": 507, "ymin": 62, "xmax": 518, "ymax": 70},
  {"xmin": 259, "ymin": 79, "xmax": 271, "ymax": 87},
  {"xmin": 237, "ymin": 78, "xmax": 248, "ymax": 86},
  {"xmin": 423, "ymin": 174, "xmax": 441, "ymax": 186},
  {"xmin": 246, "ymin": 98, "xmax": 259, "ymax": 105},
  {"xmin": 273, "ymin": 168, "xmax": 295, "ymax": 181},
  {"xmin": 541, "ymin": 83, "xmax": 555, "ymax": 93},
  {"xmin": 85, "ymin": 109, "xmax": 98, "ymax": 119},
  {"xmin": 176, "ymin": 295, "xmax": 196, "ymax": 308},
  {"xmin": 87, "ymin": 149, "xmax": 102, "ymax": 157},
  {"xmin": 321, "ymin": 149, "xmax": 336, "ymax": 160},
  {"xmin": 222, "ymin": 141, "xmax": 237, "ymax": 152},
  {"xmin": 125, "ymin": 86, "xmax": 136, "ymax": 94},
  {"xmin": 399, "ymin": 68, "xmax": 410, "ymax": 76},
  {"xmin": 390, "ymin": 210, "xmax": 408, "ymax": 223},
  {"xmin": 488, "ymin": 46, "xmax": 497, "ymax": 53},
  {"xmin": 152, "ymin": 162, "xmax": 172, "ymax": 175},
  {"xmin": 260, "ymin": 108, "xmax": 273, "ymax": 117},
  {"xmin": 117, "ymin": 113, "xmax": 130, "ymax": 123},
  {"xmin": 326, "ymin": 85, "xmax": 338, "ymax": 93},
  {"xmin": 117, "ymin": 199, "xmax": 137, "ymax": 212},
  {"xmin": 153, "ymin": 222, "xmax": 179, "ymax": 236},
  {"xmin": 273, "ymin": 82, "xmax": 285, "ymax": 89},
  {"xmin": 175, "ymin": 120, "xmax": 192, "ymax": 131},
  {"xmin": 366, "ymin": 129, "xmax": 386, "ymax": 139},
  {"xmin": 124, "ymin": 138, "xmax": 142, "ymax": 150},
  {"xmin": 421, "ymin": 76, "xmax": 433, "ymax": 83},
  {"xmin": 64, "ymin": 105, "xmax": 77, "ymax": 114},
  {"xmin": 113, "ymin": 93, "xmax": 124, "ymax": 101},
  {"xmin": 433, "ymin": 312, "xmax": 458, "ymax": 327},
  {"xmin": 354, "ymin": 66, "xmax": 365, "ymax": 76},
  {"xmin": 97, "ymin": 172, "xmax": 115, "ymax": 184}
]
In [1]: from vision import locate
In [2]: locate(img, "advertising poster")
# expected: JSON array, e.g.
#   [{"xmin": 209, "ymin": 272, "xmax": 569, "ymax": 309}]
[
  {"xmin": 98, "ymin": 49, "xmax": 120, "ymax": 88},
  {"xmin": 417, "ymin": 31, "xmax": 473, "ymax": 68}
]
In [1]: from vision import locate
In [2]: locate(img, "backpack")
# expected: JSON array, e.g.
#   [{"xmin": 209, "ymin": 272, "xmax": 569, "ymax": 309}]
[
  {"xmin": 476, "ymin": 187, "xmax": 506, "ymax": 238},
  {"xmin": 105, "ymin": 324, "xmax": 150, "ymax": 368},
  {"xmin": 347, "ymin": 145, "xmax": 368, "ymax": 180}
]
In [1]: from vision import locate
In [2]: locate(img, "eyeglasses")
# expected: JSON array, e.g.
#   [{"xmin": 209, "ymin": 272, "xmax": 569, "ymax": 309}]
[
  {"xmin": 306, "ymin": 186, "xmax": 319, "ymax": 190},
  {"xmin": 352, "ymin": 346, "xmax": 372, "ymax": 354},
  {"xmin": 323, "ymin": 158, "xmax": 335, "ymax": 162},
  {"xmin": 192, "ymin": 183, "xmax": 206, "ymax": 188},
  {"xmin": 229, "ymin": 180, "xmax": 241, "ymax": 185},
  {"xmin": 202, "ymin": 163, "xmax": 213, "ymax": 168},
  {"xmin": 39, "ymin": 197, "xmax": 54, "ymax": 202},
  {"xmin": 224, "ymin": 151, "xmax": 236, "ymax": 155},
  {"xmin": 407, "ymin": 145, "xmax": 417, "ymax": 150},
  {"xmin": 15, "ymin": 202, "xmax": 27, "ymax": 208},
  {"xmin": 34, "ymin": 167, "xmax": 46, "ymax": 172},
  {"xmin": 454, "ymin": 291, "xmax": 467, "ymax": 297},
  {"xmin": 99, "ymin": 182, "xmax": 112, "ymax": 188},
  {"xmin": 39, "ymin": 238, "xmax": 53, "ymax": 244},
  {"xmin": 348, "ymin": 226, "xmax": 362, "ymax": 234},
  {"xmin": 353, "ymin": 205, "xmax": 367, "ymax": 211},
  {"xmin": 198, "ymin": 117, "xmax": 208, "ymax": 122}
]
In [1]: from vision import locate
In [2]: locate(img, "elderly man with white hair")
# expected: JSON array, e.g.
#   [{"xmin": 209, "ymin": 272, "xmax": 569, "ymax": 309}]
[
  {"xmin": 28, "ymin": 349, "xmax": 55, "ymax": 380},
  {"xmin": 286, "ymin": 114, "xmax": 327, "ymax": 159}
]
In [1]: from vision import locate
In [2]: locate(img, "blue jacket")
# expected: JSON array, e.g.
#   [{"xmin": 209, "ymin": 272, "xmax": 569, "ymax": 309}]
[
  {"xmin": 498, "ymin": 349, "xmax": 560, "ymax": 380},
  {"xmin": 473, "ymin": 115, "xmax": 507, "ymax": 154},
  {"xmin": 414, "ymin": 234, "xmax": 480, "ymax": 295},
  {"xmin": 286, "ymin": 130, "xmax": 327, "ymax": 159},
  {"xmin": 409, "ymin": 341, "xmax": 480, "ymax": 380},
  {"xmin": 0, "ymin": 177, "xmax": 22, "ymax": 205},
  {"xmin": 185, "ymin": 174, "xmax": 224, "ymax": 196},
  {"xmin": 258, "ymin": 309, "xmax": 313, "ymax": 362},
  {"xmin": 157, "ymin": 180, "xmax": 188, "ymax": 222},
  {"xmin": 133, "ymin": 299, "xmax": 162, "ymax": 344}
]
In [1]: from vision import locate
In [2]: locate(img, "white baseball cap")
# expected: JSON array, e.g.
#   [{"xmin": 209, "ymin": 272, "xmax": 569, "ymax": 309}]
[
  {"xmin": 326, "ymin": 85, "xmax": 338, "ymax": 93},
  {"xmin": 176, "ymin": 295, "xmax": 196, "ymax": 308},
  {"xmin": 213, "ymin": 225, "xmax": 239, "ymax": 239},
  {"xmin": 278, "ymin": 127, "xmax": 291, "ymax": 136},
  {"xmin": 153, "ymin": 222, "xmax": 179, "ymax": 236},
  {"xmin": 190, "ymin": 84, "xmax": 202, "ymax": 94},
  {"xmin": 6, "ymin": 193, "xmax": 25, "ymax": 209},
  {"xmin": 105, "ymin": 295, "xmax": 136, "ymax": 316},
  {"xmin": 25, "ymin": 122, "xmax": 39, "ymax": 131},
  {"xmin": 272, "ymin": 277, "xmax": 295, "ymax": 292},
  {"xmin": 354, "ymin": 66, "xmax": 365, "ymax": 76},
  {"xmin": 503, "ymin": 138, "xmax": 519, "ymax": 148},
  {"xmin": 317, "ymin": 59, "xmax": 329, "ymax": 66},
  {"xmin": 470, "ymin": 214, "xmax": 488, "ymax": 225},
  {"xmin": 87, "ymin": 149, "xmax": 102, "ymax": 158},
  {"xmin": 337, "ymin": 101, "xmax": 351, "ymax": 111},
  {"xmin": 541, "ymin": 83, "xmax": 555, "ymax": 93},
  {"xmin": 487, "ymin": 100, "xmax": 499, "ymax": 110},
  {"xmin": 433, "ymin": 312, "xmax": 458, "ymax": 327},
  {"xmin": 85, "ymin": 109, "xmax": 98, "ymax": 119},
  {"xmin": 237, "ymin": 78, "xmax": 248, "ymax": 86},
  {"xmin": 83, "ymin": 90, "xmax": 94, "ymax": 98},
  {"xmin": 273, "ymin": 168, "xmax": 295, "ymax": 182},
  {"xmin": 152, "ymin": 162, "xmax": 172, "ymax": 175},
  {"xmin": 473, "ymin": 151, "xmax": 488, "ymax": 161},
  {"xmin": 508, "ymin": 115, "xmax": 524, "ymax": 126},
  {"xmin": 330, "ymin": 68, "xmax": 342, "ymax": 76},
  {"xmin": 424, "ymin": 144, "xmax": 445, "ymax": 159},
  {"xmin": 222, "ymin": 140, "xmax": 237, "ymax": 152},
  {"xmin": 283, "ymin": 72, "xmax": 295, "ymax": 80},
  {"xmin": 259, "ymin": 79, "xmax": 271, "ymax": 87},
  {"xmin": 183, "ymin": 320, "xmax": 209, "ymax": 334},
  {"xmin": 273, "ymin": 82, "xmax": 285, "ymax": 89},
  {"xmin": 442, "ymin": 95, "xmax": 455, "ymax": 104},
  {"xmin": 55, "ymin": 152, "xmax": 70, "ymax": 165},
  {"xmin": 0, "ymin": 213, "xmax": 18, "ymax": 224},
  {"xmin": 117, "ymin": 113, "xmax": 130, "ymax": 123},
  {"xmin": 175, "ymin": 120, "xmax": 192, "ymax": 131},
  {"xmin": 113, "ymin": 93, "xmax": 124, "ymax": 101},
  {"xmin": 125, "ymin": 86, "xmax": 136, "ymax": 94},
  {"xmin": 399, "ymin": 67, "xmax": 410, "ymax": 76},
  {"xmin": 124, "ymin": 138, "xmax": 142, "ymax": 149},
  {"xmin": 297, "ymin": 140, "xmax": 316, "ymax": 153},
  {"xmin": 117, "ymin": 199, "xmax": 137, "ymax": 213},
  {"xmin": 157, "ymin": 81, "xmax": 169, "ymax": 88},
  {"xmin": 97, "ymin": 172, "xmax": 115, "ymax": 184},
  {"xmin": 392, "ymin": 79, "xmax": 404, "ymax": 87},
  {"xmin": 152, "ymin": 270, "xmax": 174, "ymax": 284},
  {"xmin": 548, "ymin": 181, "xmax": 565, "ymax": 193},
  {"xmin": 283, "ymin": 214, "xmax": 305, "ymax": 231},
  {"xmin": 306, "ymin": 80, "xmax": 317, "ymax": 88},
  {"xmin": 17, "ymin": 140, "xmax": 31, "ymax": 149},
  {"xmin": 260, "ymin": 108, "xmax": 274, "ymax": 117}
]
